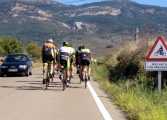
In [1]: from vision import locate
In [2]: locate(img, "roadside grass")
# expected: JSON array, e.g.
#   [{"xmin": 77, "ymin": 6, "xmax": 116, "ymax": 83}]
[
  {"xmin": 92, "ymin": 63, "xmax": 167, "ymax": 120},
  {"xmin": 32, "ymin": 60, "xmax": 42, "ymax": 68}
]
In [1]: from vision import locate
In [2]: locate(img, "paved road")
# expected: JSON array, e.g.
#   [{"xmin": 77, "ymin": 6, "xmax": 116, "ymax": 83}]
[{"xmin": 0, "ymin": 68, "xmax": 127, "ymax": 120}]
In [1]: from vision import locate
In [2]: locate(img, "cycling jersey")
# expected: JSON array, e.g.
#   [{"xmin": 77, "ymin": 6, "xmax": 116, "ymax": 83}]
[
  {"xmin": 59, "ymin": 46, "xmax": 73, "ymax": 70},
  {"xmin": 69, "ymin": 46, "xmax": 75, "ymax": 63},
  {"xmin": 42, "ymin": 42, "xmax": 56, "ymax": 63},
  {"xmin": 80, "ymin": 48, "xmax": 91, "ymax": 65}
]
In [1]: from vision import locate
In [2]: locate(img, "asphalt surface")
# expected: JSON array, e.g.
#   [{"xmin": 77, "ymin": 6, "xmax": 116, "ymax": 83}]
[{"xmin": 0, "ymin": 68, "xmax": 127, "ymax": 120}]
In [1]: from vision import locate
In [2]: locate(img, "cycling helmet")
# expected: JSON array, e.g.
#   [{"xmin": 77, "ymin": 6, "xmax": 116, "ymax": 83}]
[
  {"xmin": 47, "ymin": 39, "xmax": 53, "ymax": 43},
  {"xmin": 63, "ymin": 41, "xmax": 69, "ymax": 46},
  {"xmin": 81, "ymin": 45, "xmax": 86, "ymax": 49},
  {"xmin": 68, "ymin": 44, "xmax": 72, "ymax": 47},
  {"xmin": 78, "ymin": 46, "xmax": 82, "ymax": 50}
]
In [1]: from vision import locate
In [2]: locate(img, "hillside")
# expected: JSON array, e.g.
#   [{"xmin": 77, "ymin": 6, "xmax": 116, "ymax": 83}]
[{"xmin": 0, "ymin": 0, "xmax": 167, "ymax": 57}]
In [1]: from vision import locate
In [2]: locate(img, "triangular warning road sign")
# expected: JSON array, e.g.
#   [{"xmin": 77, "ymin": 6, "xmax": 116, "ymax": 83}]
[{"xmin": 146, "ymin": 36, "xmax": 167, "ymax": 61}]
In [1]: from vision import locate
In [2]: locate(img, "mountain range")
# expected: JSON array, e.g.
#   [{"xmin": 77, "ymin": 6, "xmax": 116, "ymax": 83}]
[{"xmin": 0, "ymin": 0, "xmax": 167, "ymax": 56}]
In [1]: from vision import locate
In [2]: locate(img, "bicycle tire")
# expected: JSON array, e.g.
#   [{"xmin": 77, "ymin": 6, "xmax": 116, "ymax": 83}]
[
  {"xmin": 84, "ymin": 73, "xmax": 87, "ymax": 88},
  {"xmin": 45, "ymin": 77, "xmax": 49, "ymax": 90},
  {"xmin": 84, "ymin": 67, "xmax": 88, "ymax": 88},
  {"xmin": 63, "ymin": 79, "xmax": 66, "ymax": 91},
  {"xmin": 61, "ymin": 68, "xmax": 66, "ymax": 91},
  {"xmin": 78, "ymin": 68, "xmax": 82, "ymax": 84},
  {"xmin": 79, "ymin": 68, "xmax": 83, "ymax": 83},
  {"xmin": 45, "ymin": 64, "xmax": 51, "ymax": 90},
  {"xmin": 51, "ymin": 73, "xmax": 54, "ymax": 83}
]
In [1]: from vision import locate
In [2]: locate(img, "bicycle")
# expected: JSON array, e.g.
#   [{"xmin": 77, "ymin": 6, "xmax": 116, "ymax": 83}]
[
  {"xmin": 80, "ymin": 65, "xmax": 88, "ymax": 88},
  {"xmin": 45, "ymin": 62, "xmax": 53, "ymax": 90},
  {"xmin": 69, "ymin": 68, "xmax": 73, "ymax": 84},
  {"xmin": 78, "ymin": 67, "xmax": 82, "ymax": 84},
  {"xmin": 59, "ymin": 65, "xmax": 67, "ymax": 91}
]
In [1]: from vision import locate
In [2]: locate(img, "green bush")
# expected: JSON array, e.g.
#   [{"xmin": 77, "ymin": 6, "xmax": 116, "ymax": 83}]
[
  {"xmin": 0, "ymin": 36, "xmax": 24, "ymax": 55},
  {"xmin": 92, "ymin": 63, "xmax": 109, "ymax": 82},
  {"xmin": 26, "ymin": 43, "xmax": 41, "ymax": 59}
]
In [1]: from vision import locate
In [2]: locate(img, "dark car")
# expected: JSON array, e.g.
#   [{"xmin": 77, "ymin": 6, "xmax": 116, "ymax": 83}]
[{"xmin": 0, "ymin": 53, "xmax": 32, "ymax": 77}]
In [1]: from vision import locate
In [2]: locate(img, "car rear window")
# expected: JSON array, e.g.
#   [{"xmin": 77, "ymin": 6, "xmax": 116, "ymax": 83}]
[{"xmin": 5, "ymin": 55, "xmax": 27, "ymax": 62}]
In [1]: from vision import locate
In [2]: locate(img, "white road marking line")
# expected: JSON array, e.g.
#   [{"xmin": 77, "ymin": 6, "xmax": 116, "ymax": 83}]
[{"xmin": 87, "ymin": 81, "xmax": 113, "ymax": 120}]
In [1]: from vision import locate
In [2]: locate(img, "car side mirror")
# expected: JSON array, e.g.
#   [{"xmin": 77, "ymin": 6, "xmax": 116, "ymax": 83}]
[{"xmin": 1, "ymin": 59, "xmax": 4, "ymax": 62}]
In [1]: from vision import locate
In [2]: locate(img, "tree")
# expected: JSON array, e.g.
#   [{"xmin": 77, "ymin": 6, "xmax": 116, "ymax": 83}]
[
  {"xmin": 26, "ymin": 43, "xmax": 41, "ymax": 59},
  {"xmin": 0, "ymin": 36, "xmax": 24, "ymax": 55},
  {"xmin": 0, "ymin": 45, "xmax": 6, "ymax": 56}
]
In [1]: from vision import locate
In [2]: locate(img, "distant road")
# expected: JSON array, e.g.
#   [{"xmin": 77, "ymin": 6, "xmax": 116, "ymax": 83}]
[{"xmin": 0, "ymin": 68, "xmax": 126, "ymax": 120}]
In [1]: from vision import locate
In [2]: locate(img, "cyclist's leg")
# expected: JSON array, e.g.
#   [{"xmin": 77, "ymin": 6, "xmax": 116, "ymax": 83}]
[
  {"xmin": 47, "ymin": 62, "xmax": 51, "ymax": 77},
  {"xmin": 70, "ymin": 58, "xmax": 74, "ymax": 77},
  {"xmin": 87, "ymin": 60, "xmax": 91, "ymax": 80},
  {"xmin": 76, "ymin": 64, "xmax": 79, "ymax": 74},
  {"xmin": 88, "ymin": 65, "xmax": 91, "ymax": 80},
  {"xmin": 81, "ymin": 65, "xmax": 85, "ymax": 79},
  {"xmin": 53, "ymin": 61, "xmax": 58, "ymax": 75},
  {"xmin": 79, "ymin": 60, "xmax": 84, "ymax": 81},
  {"xmin": 76, "ymin": 57, "xmax": 79, "ymax": 74},
  {"xmin": 50, "ymin": 61, "xmax": 54, "ymax": 76},
  {"xmin": 66, "ymin": 58, "xmax": 71, "ymax": 86},
  {"xmin": 70, "ymin": 63, "xmax": 74, "ymax": 77},
  {"xmin": 43, "ymin": 62, "xmax": 48, "ymax": 84}
]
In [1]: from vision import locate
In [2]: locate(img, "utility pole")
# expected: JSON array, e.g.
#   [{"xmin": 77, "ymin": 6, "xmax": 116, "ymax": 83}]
[{"xmin": 134, "ymin": 27, "xmax": 139, "ymax": 41}]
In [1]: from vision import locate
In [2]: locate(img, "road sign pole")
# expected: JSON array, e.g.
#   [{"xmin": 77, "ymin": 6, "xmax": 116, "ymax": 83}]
[{"xmin": 158, "ymin": 71, "xmax": 162, "ymax": 91}]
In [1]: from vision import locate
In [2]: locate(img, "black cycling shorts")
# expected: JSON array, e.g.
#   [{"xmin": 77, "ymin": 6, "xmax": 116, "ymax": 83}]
[
  {"xmin": 81, "ymin": 59, "xmax": 90, "ymax": 66},
  {"xmin": 70, "ymin": 58, "xmax": 74, "ymax": 64},
  {"xmin": 42, "ymin": 53, "xmax": 54, "ymax": 63}
]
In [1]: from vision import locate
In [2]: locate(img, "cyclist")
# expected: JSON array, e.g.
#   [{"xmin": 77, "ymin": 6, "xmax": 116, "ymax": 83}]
[
  {"xmin": 68, "ymin": 44, "xmax": 75, "ymax": 78},
  {"xmin": 53, "ymin": 47, "xmax": 59, "ymax": 76},
  {"xmin": 75, "ymin": 46, "xmax": 82, "ymax": 74},
  {"xmin": 41, "ymin": 39, "xmax": 57, "ymax": 84},
  {"xmin": 80, "ymin": 45, "xmax": 92, "ymax": 80},
  {"xmin": 58, "ymin": 41, "xmax": 73, "ymax": 87}
]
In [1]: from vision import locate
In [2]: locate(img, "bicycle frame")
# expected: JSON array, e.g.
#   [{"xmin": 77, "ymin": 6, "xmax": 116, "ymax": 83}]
[
  {"xmin": 81, "ymin": 65, "xmax": 88, "ymax": 88},
  {"xmin": 45, "ymin": 62, "xmax": 51, "ymax": 90},
  {"xmin": 59, "ymin": 65, "xmax": 66, "ymax": 91}
]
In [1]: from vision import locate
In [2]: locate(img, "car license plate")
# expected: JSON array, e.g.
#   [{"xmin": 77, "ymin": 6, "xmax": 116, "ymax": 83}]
[{"xmin": 8, "ymin": 69, "xmax": 18, "ymax": 72}]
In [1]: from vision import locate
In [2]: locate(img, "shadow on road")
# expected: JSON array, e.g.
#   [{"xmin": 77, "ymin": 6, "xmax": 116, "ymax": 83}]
[
  {"xmin": 16, "ymin": 80, "xmax": 41, "ymax": 83},
  {"xmin": 0, "ymin": 85, "xmax": 43, "ymax": 90},
  {"xmin": 0, "ymin": 80, "xmax": 65, "ymax": 91}
]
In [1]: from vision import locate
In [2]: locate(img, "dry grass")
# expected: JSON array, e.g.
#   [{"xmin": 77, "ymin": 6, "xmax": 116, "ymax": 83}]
[{"xmin": 32, "ymin": 60, "xmax": 42, "ymax": 68}]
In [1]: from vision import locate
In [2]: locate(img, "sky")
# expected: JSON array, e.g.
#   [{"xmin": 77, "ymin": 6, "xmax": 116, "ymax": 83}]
[{"xmin": 54, "ymin": 0, "xmax": 167, "ymax": 7}]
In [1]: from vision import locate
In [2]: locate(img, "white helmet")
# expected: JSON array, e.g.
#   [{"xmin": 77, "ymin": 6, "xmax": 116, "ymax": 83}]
[{"xmin": 47, "ymin": 39, "xmax": 53, "ymax": 43}]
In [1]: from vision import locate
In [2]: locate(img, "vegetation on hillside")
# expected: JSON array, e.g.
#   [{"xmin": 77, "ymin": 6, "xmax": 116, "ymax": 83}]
[{"xmin": 1, "ymin": 0, "xmax": 167, "ymax": 45}]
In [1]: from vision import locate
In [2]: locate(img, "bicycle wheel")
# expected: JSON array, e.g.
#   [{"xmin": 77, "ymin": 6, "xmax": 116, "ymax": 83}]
[
  {"xmin": 62, "ymin": 70, "xmax": 66, "ymax": 91},
  {"xmin": 45, "ymin": 64, "xmax": 50, "ymax": 90},
  {"xmin": 48, "ymin": 63, "xmax": 54, "ymax": 83},
  {"xmin": 69, "ymin": 69, "xmax": 72, "ymax": 84},
  {"xmin": 84, "ymin": 67, "xmax": 88, "ymax": 88},
  {"xmin": 79, "ymin": 67, "xmax": 83, "ymax": 83},
  {"xmin": 45, "ymin": 77, "xmax": 49, "ymax": 90},
  {"xmin": 62, "ymin": 79, "xmax": 66, "ymax": 91},
  {"xmin": 51, "ymin": 73, "xmax": 54, "ymax": 83},
  {"xmin": 78, "ymin": 67, "xmax": 82, "ymax": 84}
]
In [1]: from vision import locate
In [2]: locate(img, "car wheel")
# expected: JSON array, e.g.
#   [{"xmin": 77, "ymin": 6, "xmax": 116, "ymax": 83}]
[
  {"xmin": 25, "ymin": 69, "xmax": 29, "ymax": 76},
  {"xmin": 0, "ymin": 73, "xmax": 4, "ymax": 77},
  {"xmin": 29, "ymin": 71, "xmax": 32, "ymax": 75}
]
